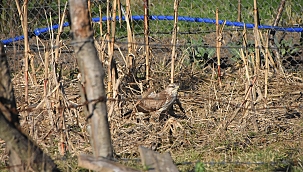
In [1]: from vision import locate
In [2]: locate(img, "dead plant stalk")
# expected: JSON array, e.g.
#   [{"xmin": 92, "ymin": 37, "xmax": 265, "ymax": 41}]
[
  {"xmin": 107, "ymin": 0, "xmax": 117, "ymax": 98},
  {"xmin": 269, "ymin": 0, "xmax": 286, "ymax": 73},
  {"xmin": 253, "ymin": 0, "xmax": 261, "ymax": 70},
  {"xmin": 117, "ymin": 0, "xmax": 122, "ymax": 27},
  {"xmin": 237, "ymin": 0, "xmax": 241, "ymax": 22},
  {"xmin": 44, "ymin": 51, "xmax": 49, "ymax": 98},
  {"xmin": 264, "ymin": 32, "xmax": 269, "ymax": 102},
  {"xmin": 216, "ymin": 8, "xmax": 223, "ymax": 88},
  {"xmin": 240, "ymin": 49, "xmax": 258, "ymax": 132},
  {"xmin": 144, "ymin": 0, "xmax": 150, "ymax": 81},
  {"xmin": 171, "ymin": 0, "xmax": 180, "ymax": 83},
  {"xmin": 98, "ymin": 5, "xmax": 105, "ymax": 63},
  {"xmin": 125, "ymin": 0, "xmax": 134, "ymax": 70},
  {"xmin": 15, "ymin": 0, "xmax": 29, "ymax": 104},
  {"xmin": 54, "ymin": 2, "xmax": 68, "ymax": 64},
  {"xmin": 99, "ymin": 5, "xmax": 103, "ymax": 36}
]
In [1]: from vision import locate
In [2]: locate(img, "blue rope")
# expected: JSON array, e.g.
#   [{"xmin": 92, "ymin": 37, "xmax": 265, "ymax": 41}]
[{"xmin": 2, "ymin": 15, "xmax": 302, "ymax": 45}]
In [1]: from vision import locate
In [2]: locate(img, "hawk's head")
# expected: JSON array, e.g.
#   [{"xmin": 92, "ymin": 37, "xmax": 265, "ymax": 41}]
[{"xmin": 165, "ymin": 83, "xmax": 179, "ymax": 97}]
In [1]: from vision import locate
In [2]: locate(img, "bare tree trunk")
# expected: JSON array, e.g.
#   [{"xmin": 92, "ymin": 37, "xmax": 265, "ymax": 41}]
[
  {"xmin": 0, "ymin": 112, "xmax": 60, "ymax": 171},
  {"xmin": 0, "ymin": 36, "xmax": 23, "ymax": 172},
  {"xmin": 0, "ymin": 46, "xmax": 19, "ymax": 131},
  {"xmin": 0, "ymin": 43, "xmax": 59, "ymax": 172},
  {"xmin": 69, "ymin": 0, "xmax": 113, "ymax": 158}
]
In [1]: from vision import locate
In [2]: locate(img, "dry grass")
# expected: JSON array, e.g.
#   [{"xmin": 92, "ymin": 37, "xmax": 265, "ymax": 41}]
[
  {"xmin": 0, "ymin": 38, "xmax": 301, "ymax": 171},
  {"xmin": 112, "ymin": 64, "xmax": 303, "ymax": 171}
]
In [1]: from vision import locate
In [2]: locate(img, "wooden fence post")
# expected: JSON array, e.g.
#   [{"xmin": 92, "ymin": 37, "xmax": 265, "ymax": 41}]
[{"xmin": 69, "ymin": 0, "xmax": 113, "ymax": 158}]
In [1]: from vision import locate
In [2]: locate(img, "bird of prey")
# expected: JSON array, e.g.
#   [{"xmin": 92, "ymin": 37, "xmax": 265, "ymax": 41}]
[{"xmin": 124, "ymin": 83, "xmax": 185, "ymax": 117}]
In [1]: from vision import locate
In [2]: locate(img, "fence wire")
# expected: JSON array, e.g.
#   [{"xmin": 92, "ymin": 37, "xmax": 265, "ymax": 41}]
[{"xmin": 1, "ymin": 0, "xmax": 303, "ymax": 72}]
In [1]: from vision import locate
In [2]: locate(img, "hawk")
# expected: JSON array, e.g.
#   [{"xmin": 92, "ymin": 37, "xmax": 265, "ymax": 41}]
[{"xmin": 124, "ymin": 83, "xmax": 185, "ymax": 116}]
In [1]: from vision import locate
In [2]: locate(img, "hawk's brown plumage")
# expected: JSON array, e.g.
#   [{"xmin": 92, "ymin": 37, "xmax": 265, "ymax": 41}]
[{"xmin": 135, "ymin": 83, "xmax": 184, "ymax": 114}]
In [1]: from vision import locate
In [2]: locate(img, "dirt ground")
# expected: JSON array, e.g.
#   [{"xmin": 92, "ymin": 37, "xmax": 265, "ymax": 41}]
[{"xmin": 0, "ymin": 28, "xmax": 303, "ymax": 171}]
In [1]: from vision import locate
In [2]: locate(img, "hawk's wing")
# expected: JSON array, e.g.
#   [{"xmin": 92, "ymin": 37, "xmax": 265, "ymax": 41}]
[{"xmin": 136, "ymin": 91, "xmax": 171, "ymax": 113}]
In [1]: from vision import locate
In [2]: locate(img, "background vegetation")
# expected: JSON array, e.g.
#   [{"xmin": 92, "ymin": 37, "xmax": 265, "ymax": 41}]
[{"xmin": 0, "ymin": 0, "xmax": 303, "ymax": 171}]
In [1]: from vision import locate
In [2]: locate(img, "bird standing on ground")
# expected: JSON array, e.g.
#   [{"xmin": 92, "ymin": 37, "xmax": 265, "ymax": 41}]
[{"xmin": 136, "ymin": 83, "xmax": 184, "ymax": 114}]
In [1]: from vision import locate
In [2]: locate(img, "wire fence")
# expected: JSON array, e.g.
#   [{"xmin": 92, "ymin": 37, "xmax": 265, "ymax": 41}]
[{"xmin": 1, "ymin": 0, "xmax": 303, "ymax": 73}]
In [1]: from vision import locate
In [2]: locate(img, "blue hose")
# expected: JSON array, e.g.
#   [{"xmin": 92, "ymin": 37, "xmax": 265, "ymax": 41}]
[{"xmin": 2, "ymin": 15, "xmax": 302, "ymax": 45}]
